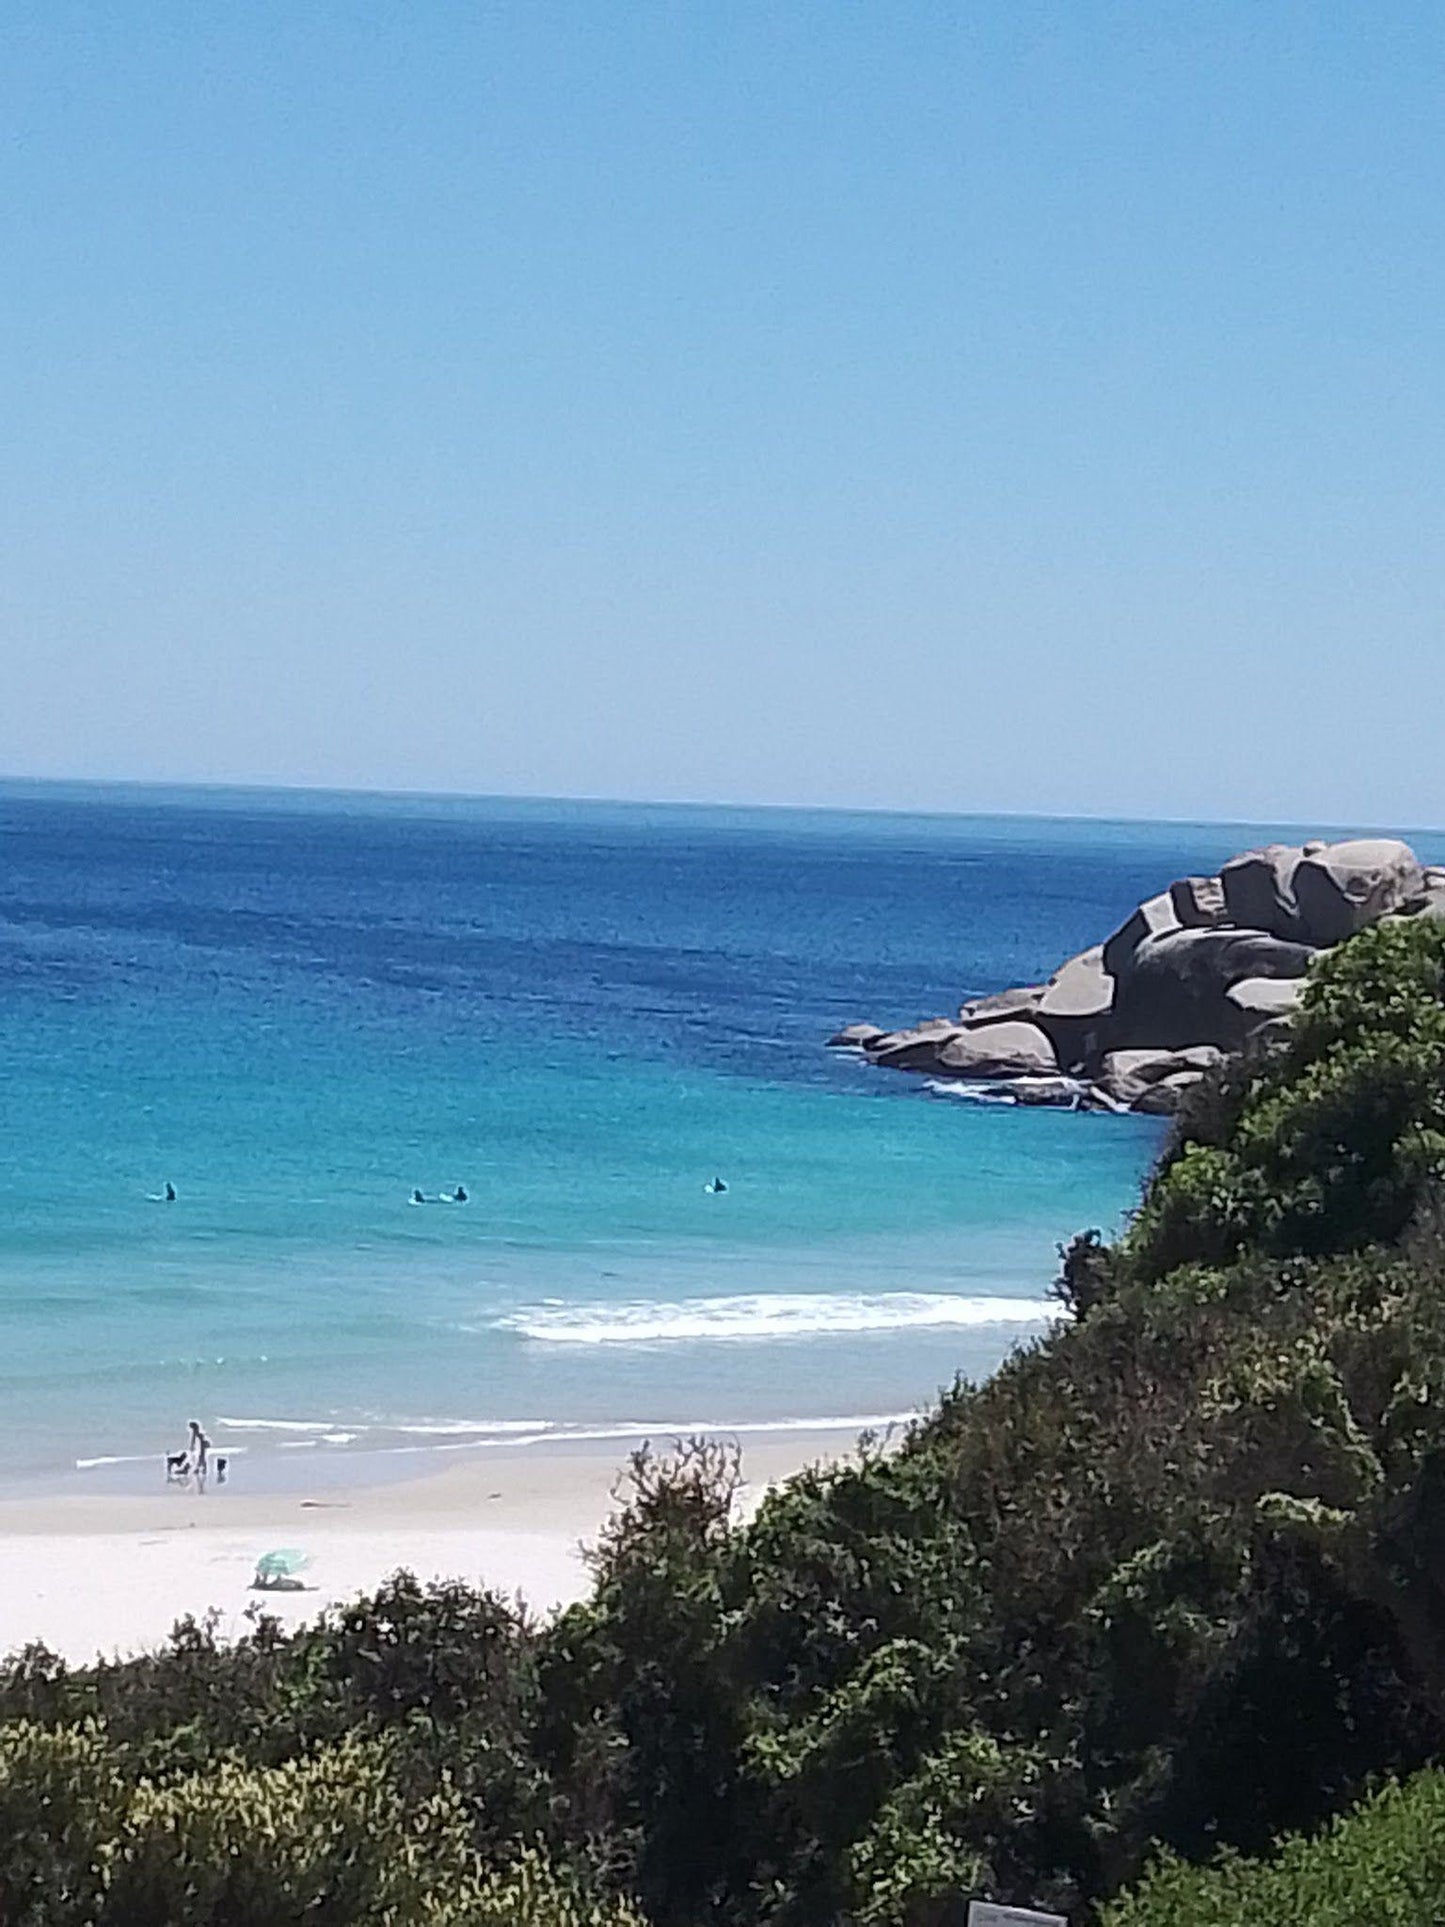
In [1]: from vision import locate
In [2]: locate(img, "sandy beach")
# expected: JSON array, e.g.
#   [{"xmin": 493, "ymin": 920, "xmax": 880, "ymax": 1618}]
[{"xmin": 0, "ymin": 1427, "xmax": 866, "ymax": 1666}]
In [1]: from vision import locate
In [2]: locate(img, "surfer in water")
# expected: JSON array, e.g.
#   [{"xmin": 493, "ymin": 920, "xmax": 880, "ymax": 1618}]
[
  {"xmin": 164, "ymin": 1182, "xmax": 176, "ymax": 1202},
  {"xmin": 452, "ymin": 1184, "xmax": 468, "ymax": 1203},
  {"xmin": 410, "ymin": 1188, "xmax": 427, "ymax": 1205},
  {"xmin": 704, "ymin": 1176, "xmax": 728, "ymax": 1195}
]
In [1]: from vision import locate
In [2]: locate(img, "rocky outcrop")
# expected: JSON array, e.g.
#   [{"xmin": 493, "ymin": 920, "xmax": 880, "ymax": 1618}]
[
  {"xmin": 959, "ymin": 984, "xmax": 1044, "ymax": 1025},
  {"xmin": 1112, "ymin": 928, "xmax": 1316, "ymax": 1050},
  {"xmin": 1035, "ymin": 945, "xmax": 1114, "ymax": 1069},
  {"xmin": 1220, "ymin": 843, "xmax": 1309, "ymax": 940},
  {"xmin": 827, "ymin": 1023, "xmax": 887, "ymax": 1050},
  {"xmin": 1097, "ymin": 1046, "xmax": 1224, "ymax": 1113},
  {"xmin": 935, "ymin": 1022, "xmax": 1059, "ymax": 1079},
  {"xmin": 1292, "ymin": 839, "xmax": 1424, "ymax": 945},
  {"xmin": 830, "ymin": 834, "xmax": 1434, "ymax": 1115},
  {"xmin": 1169, "ymin": 874, "xmax": 1228, "ymax": 928},
  {"xmin": 866, "ymin": 1019, "xmax": 963, "ymax": 1071},
  {"xmin": 1102, "ymin": 892, "xmax": 1181, "ymax": 980}
]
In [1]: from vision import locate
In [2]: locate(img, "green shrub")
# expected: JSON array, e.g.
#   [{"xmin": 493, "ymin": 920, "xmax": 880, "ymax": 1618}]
[{"xmin": 1105, "ymin": 1767, "xmax": 1445, "ymax": 1926}]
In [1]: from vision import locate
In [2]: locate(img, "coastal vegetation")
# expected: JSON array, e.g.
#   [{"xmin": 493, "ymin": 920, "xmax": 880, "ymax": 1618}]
[{"xmin": 8, "ymin": 916, "xmax": 1445, "ymax": 1922}]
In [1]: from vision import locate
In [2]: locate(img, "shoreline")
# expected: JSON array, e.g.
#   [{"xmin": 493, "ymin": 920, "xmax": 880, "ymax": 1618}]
[{"xmin": 0, "ymin": 1422, "xmax": 875, "ymax": 1667}]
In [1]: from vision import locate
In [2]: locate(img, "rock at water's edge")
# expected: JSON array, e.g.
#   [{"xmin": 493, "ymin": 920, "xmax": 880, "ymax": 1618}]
[
  {"xmin": 828, "ymin": 1023, "xmax": 887, "ymax": 1050},
  {"xmin": 1097, "ymin": 1045, "xmax": 1224, "ymax": 1110},
  {"xmin": 865, "ymin": 1019, "xmax": 962, "ymax": 1071},
  {"xmin": 835, "ymin": 832, "xmax": 1427, "ymax": 1112},
  {"xmin": 934, "ymin": 1021, "xmax": 1059, "ymax": 1080},
  {"xmin": 1035, "ymin": 945, "xmax": 1114, "ymax": 1069},
  {"xmin": 959, "ymin": 984, "xmax": 1045, "ymax": 1026}
]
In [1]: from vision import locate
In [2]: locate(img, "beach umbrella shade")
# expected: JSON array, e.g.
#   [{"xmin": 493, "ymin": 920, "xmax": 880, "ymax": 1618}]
[{"xmin": 254, "ymin": 1547, "xmax": 310, "ymax": 1581}]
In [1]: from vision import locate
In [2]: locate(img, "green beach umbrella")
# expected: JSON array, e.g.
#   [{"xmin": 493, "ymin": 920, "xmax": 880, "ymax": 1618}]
[{"xmin": 254, "ymin": 1547, "xmax": 310, "ymax": 1581}]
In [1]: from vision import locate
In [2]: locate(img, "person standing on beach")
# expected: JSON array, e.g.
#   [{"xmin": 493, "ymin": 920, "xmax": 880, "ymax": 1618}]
[{"xmin": 187, "ymin": 1419, "xmax": 211, "ymax": 1477}]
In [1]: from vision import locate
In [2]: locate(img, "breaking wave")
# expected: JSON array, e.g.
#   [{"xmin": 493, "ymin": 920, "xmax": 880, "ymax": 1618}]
[{"xmin": 495, "ymin": 1291, "xmax": 1055, "ymax": 1346}]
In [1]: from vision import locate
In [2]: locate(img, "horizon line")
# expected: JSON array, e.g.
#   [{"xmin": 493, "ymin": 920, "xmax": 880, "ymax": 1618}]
[{"xmin": 0, "ymin": 770, "xmax": 1438, "ymax": 842}]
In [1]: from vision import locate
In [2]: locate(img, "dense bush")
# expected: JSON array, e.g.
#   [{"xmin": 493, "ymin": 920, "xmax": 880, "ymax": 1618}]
[
  {"xmin": 8, "ymin": 918, "xmax": 1445, "ymax": 1923},
  {"xmin": 0, "ymin": 1718, "xmax": 640, "ymax": 1927},
  {"xmin": 1104, "ymin": 1768, "xmax": 1445, "ymax": 1926}
]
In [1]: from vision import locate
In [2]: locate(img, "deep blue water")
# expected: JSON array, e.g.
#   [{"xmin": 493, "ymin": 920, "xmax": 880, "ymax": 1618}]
[{"xmin": 3, "ymin": 784, "xmax": 1427, "ymax": 1490}]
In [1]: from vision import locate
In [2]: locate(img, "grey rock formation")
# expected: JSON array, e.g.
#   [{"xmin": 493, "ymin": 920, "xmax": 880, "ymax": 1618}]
[
  {"xmin": 1220, "ymin": 843, "xmax": 1308, "ymax": 940},
  {"xmin": 828, "ymin": 1023, "xmax": 887, "ymax": 1049},
  {"xmin": 934, "ymin": 1021, "xmax": 1059, "ymax": 1080},
  {"xmin": 1407, "ymin": 867, "xmax": 1445, "ymax": 921},
  {"xmin": 1097, "ymin": 1046, "xmax": 1224, "ymax": 1110},
  {"xmin": 830, "ymin": 833, "xmax": 1433, "ymax": 1113},
  {"xmin": 1007, "ymin": 1075, "xmax": 1088, "ymax": 1107},
  {"xmin": 1114, "ymin": 928, "xmax": 1316, "ymax": 1050},
  {"xmin": 1035, "ymin": 945, "xmax": 1114, "ymax": 1069},
  {"xmin": 865, "ymin": 1018, "xmax": 961, "ymax": 1071},
  {"xmin": 959, "ymin": 984, "xmax": 1045, "ymax": 1025},
  {"xmin": 1291, "ymin": 839, "xmax": 1424, "ymax": 945},
  {"xmin": 1134, "ymin": 1070, "xmax": 1211, "ymax": 1116},
  {"xmin": 1102, "ymin": 892, "xmax": 1182, "ymax": 981},
  {"xmin": 1169, "ymin": 875, "xmax": 1228, "ymax": 928},
  {"xmin": 1226, "ymin": 976, "xmax": 1306, "ymax": 1025}
]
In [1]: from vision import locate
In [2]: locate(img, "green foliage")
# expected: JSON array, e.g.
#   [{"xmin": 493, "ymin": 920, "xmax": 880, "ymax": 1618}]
[
  {"xmin": 0, "ymin": 1717, "xmax": 636, "ymax": 1927},
  {"xmin": 0, "ymin": 1720, "xmax": 124, "ymax": 1927},
  {"xmin": 1127, "ymin": 919, "xmax": 1445, "ymax": 1281},
  {"xmin": 1105, "ymin": 1768, "xmax": 1445, "ymax": 1927},
  {"xmin": 11, "ymin": 917, "xmax": 1445, "ymax": 1924}
]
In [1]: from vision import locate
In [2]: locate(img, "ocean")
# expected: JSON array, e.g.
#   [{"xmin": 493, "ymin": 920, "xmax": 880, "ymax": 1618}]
[{"xmin": 2, "ymin": 784, "xmax": 1425, "ymax": 1493}]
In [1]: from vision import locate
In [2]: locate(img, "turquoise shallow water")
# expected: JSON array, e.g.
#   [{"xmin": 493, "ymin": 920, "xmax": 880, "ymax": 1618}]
[{"xmin": 3, "ymin": 785, "xmax": 1425, "ymax": 1491}]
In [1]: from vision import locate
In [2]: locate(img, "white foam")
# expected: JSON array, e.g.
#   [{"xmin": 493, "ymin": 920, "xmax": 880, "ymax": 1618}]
[
  {"xmin": 360, "ymin": 1412, "xmax": 917, "ymax": 1455},
  {"xmin": 923, "ymin": 1077, "xmax": 1090, "ymax": 1107},
  {"xmin": 73, "ymin": 1412, "xmax": 925, "ymax": 1475},
  {"xmin": 216, "ymin": 1417, "xmax": 342, "ymax": 1434},
  {"xmin": 506, "ymin": 1411, "xmax": 919, "ymax": 1446},
  {"xmin": 496, "ymin": 1291, "xmax": 1055, "ymax": 1346},
  {"xmin": 389, "ymin": 1419, "xmax": 553, "ymax": 1437},
  {"xmin": 76, "ymin": 1445, "xmax": 249, "ymax": 1471}
]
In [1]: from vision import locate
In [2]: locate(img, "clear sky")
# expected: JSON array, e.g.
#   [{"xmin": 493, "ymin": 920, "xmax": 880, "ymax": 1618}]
[{"xmin": 2, "ymin": 4, "xmax": 1441, "ymax": 824}]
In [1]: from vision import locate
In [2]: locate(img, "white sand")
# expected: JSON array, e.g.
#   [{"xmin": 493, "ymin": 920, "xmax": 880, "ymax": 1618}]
[{"xmin": 0, "ymin": 1429, "xmax": 862, "ymax": 1666}]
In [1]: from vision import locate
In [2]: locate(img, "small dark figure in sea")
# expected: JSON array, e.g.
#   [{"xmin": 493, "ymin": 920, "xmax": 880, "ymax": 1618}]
[
  {"xmin": 705, "ymin": 1176, "xmax": 728, "ymax": 1195},
  {"xmin": 164, "ymin": 1181, "xmax": 176, "ymax": 1202},
  {"xmin": 215, "ymin": 1455, "xmax": 228, "ymax": 1486},
  {"xmin": 453, "ymin": 1184, "xmax": 468, "ymax": 1203},
  {"xmin": 411, "ymin": 1188, "xmax": 427, "ymax": 1205}
]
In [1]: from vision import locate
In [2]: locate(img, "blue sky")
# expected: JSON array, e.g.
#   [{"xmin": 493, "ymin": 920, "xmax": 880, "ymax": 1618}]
[{"xmin": 3, "ymin": 4, "xmax": 1441, "ymax": 823}]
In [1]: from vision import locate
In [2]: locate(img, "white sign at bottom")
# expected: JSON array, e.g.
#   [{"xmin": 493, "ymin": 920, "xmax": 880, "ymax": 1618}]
[{"xmin": 967, "ymin": 1904, "xmax": 1067, "ymax": 1927}]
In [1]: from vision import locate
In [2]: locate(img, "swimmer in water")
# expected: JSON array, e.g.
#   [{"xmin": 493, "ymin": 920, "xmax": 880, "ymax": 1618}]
[
  {"xmin": 411, "ymin": 1188, "xmax": 426, "ymax": 1205},
  {"xmin": 453, "ymin": 1184, "xmax": 468, "ymax": 1203},
  {"xmin": 164, "ymin": 1182, "xmax": 176, "ymax": 1202},
  {"xmin": 705, "ymin": 1176, "xmax": 728, "ymax": 1195}
]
